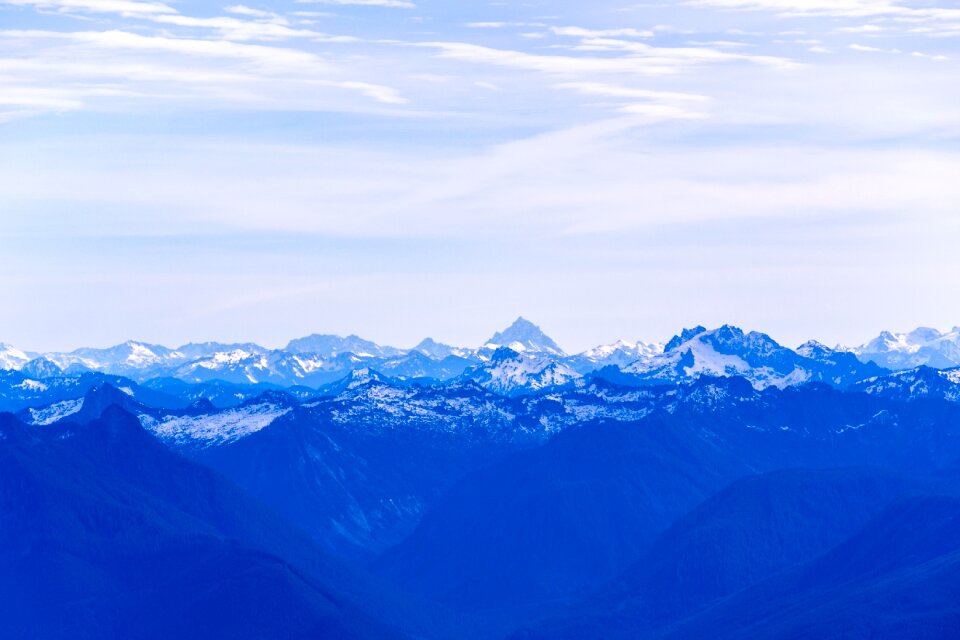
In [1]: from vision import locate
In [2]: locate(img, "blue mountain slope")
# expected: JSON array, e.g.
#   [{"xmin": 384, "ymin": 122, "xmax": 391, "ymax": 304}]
[
  {"xmin": 373, "ymin": 414, "xmax": 752, "ymax": 623},
  {"xmin": 513, "ymin": 467, "xmax": 914, "ymax": 640},
  {"xmin": 660, "ymin": 493, "xmax": 960, "ymax": 640},
  {"xmin": 189, "ymin": 393, "xmax": 541, "ymax": 562},
  {"xmin": 373, "ymin": 380, "xmax": 960, "ymax": 635},
  {"xmin": 0, "ymin": 408, "xmax": 408, "ymax": 640}
]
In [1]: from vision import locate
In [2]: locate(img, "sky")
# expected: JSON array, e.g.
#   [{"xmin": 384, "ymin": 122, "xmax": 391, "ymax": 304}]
[{"xmin": 1, "ymin": 0, "xmax": 959, "ymax": 353}]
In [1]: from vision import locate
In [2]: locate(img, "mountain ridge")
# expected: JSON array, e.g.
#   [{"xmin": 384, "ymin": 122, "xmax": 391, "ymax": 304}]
[{"xmin": 3, "ymin": 321, "xmax": 960, "ymax": 396}]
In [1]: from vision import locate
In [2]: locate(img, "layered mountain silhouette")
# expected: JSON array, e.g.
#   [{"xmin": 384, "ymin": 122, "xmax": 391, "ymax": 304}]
[
  {"xmin": 6, "ymin": 320, "xmax": 958, "ymax": 391},
  {"xmin": 4, "ymin": 321, "xmax": 960, "ymax": 639}
]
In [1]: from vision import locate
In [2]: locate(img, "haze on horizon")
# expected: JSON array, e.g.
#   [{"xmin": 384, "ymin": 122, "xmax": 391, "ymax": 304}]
[{"xmin": 1, "ymin": 0, "xmax": 958, "ymax": 352}]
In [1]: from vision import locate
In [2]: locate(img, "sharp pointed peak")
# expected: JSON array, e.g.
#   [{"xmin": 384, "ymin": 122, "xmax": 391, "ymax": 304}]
[{"xmin": 484, "ymin": 317, "xmax": 565, "ymax": 356}]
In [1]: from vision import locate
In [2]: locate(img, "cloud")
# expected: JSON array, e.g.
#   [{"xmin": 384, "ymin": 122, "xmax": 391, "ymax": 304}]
[
  {"xmin": 224, "ymin": 5, "xmax": 276, "ymax": 18},
  {"xmin": 2, "ymin": 0, "xmax": 174, "ymax": 15},
  {"xmin": 835, "ymin": 24, "xmax": 889, "ymax": 33},
  {"xmin": 686, "ymin": 0, "xmax": 960, "ymax": 37},
  {"xmin": 550, "ymin": 26, "xmax": 654, "ymax": 38},
  {"xmin": 685, "ymin": 0, "xmax": 907, "ymax": 19},
  {"xmin": 0, "ymin": 0, "xmax": 958, "ymax": 353},
  {"xmin": 465, "ymin": 22, "xmax": 528, "ymax": 29},
  {"xmin": 849, "ymin": 43, "xmax": 894, "ymax": 52},
  {"xmin": 554, "ymin": 81, "xmax": 710, "ymax": 118},
  {"xmin": 295, "ymin": 0, "xmax": 415, "ymax": 7},
  {"xmin": 911, "ymin": 51, "xmax": 949, "ymax": 60},
  {"xmin": 147, "ymin": 14, "xmax": 362, "ymax": 42},
  {"xmin": 0, "ymin": 28, "xmax": 408, "ymax": 121},
  {"xmin": 335, "ymin": 80, "xmax": 408, "ymax": 104},
  {"xmin": 420, "ymin": 40, "xmax": 795, "ymax": 79},
  {"xmin": 0, "ymin": 86, "xmax": 85, "ymax": 110},
  {"xmin": 555, "ymin": 82, "xmax": 708, "ymax": 101},
  {"xmin": 6, "ymin": 123, "xmax": 960, "ymax": 242}
]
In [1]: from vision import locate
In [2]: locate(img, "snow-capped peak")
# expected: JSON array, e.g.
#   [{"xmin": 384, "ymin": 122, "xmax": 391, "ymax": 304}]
[
  {"xmin": 483, "ymin": 317, "xmax": 566, "ymax": 357},
  {"xmin": 0, "ymin": 343, "xmax": 30, "ymax": 370},
  {"xmin": 855, "ymin": 327, "xmax": 960, "ymax": 370},
  {"xmin": 413, "ymin": 338, "xmax": 470, "ymax": 359},
  {"xmin": 285, "ymin": 333, "xmax": 403, "ymax": 358},
  {"xmin": 462, "ymin": 347, "xmax": 580, "ymax": 395},
  {"xmin": 796, "ymin": 340, "xmax": 833, "ymax": 359},
  {"xmin": 577, "ymin": 339, "xmax": 664, "ymax": 368},
  {"xmin": 625, "ymin": 325, "xmax": 812, "ymax": 389}
]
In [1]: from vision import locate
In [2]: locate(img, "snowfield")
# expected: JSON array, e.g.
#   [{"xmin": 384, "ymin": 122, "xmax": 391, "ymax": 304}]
[{"xmin": 141, "ymin": 403, "xmax": 291, "ymax": 446}]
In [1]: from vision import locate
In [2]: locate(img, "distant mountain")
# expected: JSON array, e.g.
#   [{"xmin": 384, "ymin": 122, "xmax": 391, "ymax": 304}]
[
  {"xmin": 315, "ymin": 367, "xmax": 396, "ymax": 397},
  {"xmin": 0, "ymin": 370, "xmax": 184, "ymax": 414},
  {"xmin": 569, "ymin": 339, "xmax": 663, "ymax": 372},
  {"xmin": 412, "ymin": 337, "xmax": 472, "ymax": 359},
  {"xmin": 141, "ymin": 390, "xmax": 298, "ymax": 449},
  {"xmin": 173, "ymin": 341, "xmax": 265, "ymax": 360},
  {"xmin": 20, "ymin": 357, "xmax": 62, "ymax": 379},
  {"xmin": 461, "ymin": 347, "xmax": 581, "ymax": 396},
  {"xmin": 17, "ymin": 382, "xmax": 144, "ymax": 426},
  {"xmin": 851, "ymin": 365, "xmax": 960, "ymax": 403},
  {"xmin": 286, "ymin": 334, "xmax": 404, "ymax": 358},
  {"xmin": 14, "ymin": 321, "xmax": 960, "ymax": 392},
  {"xmin": 0, "ymin": 343, "xmax": 30, "ymax": 370},
  {"xmin": 169, "ymin": 347, "xmax": 309, "ymax": 385},
  {"xmin": 624, "ymin": 325, "xmax": 885, "ymax": 389},
  {"xmin": 483, "ymin": 317, "xmax": 566, "ymax": 357},
  {"xmin": 854, "ymin": 327, "xmax": 960, "ymax": 370},
  {"xmin": 43, "ymin": 340, "xmax": 186, "ymax": 376},
  {"xmin": 376, "ymin": 351, "xmax": 476, "ymax": 381},
  {"xmin": 140, "ymin": 376, "xmax": 291, "ymax": 408}
]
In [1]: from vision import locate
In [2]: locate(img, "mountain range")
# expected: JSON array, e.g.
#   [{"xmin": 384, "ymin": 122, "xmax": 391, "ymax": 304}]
[
  {"xmin": 4, "ymin": 319, "xmax": 960, "ymax": 393},
  {"xmin": 4, "ymin": 319, "xmax": 960, "ymax": 639}
]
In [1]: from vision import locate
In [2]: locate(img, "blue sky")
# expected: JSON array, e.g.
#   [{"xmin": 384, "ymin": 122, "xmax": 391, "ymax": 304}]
[{"xmin": 1, "ymin": 0, "xmax": 959, "ymax": 352}]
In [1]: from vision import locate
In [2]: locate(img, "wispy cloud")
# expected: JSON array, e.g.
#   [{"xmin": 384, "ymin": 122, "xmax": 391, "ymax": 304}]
[
  {"xmin": 465, "ymin": 22, "xmax": 528, "ymax": 29},
  {"xmin": 555, "ymin": 81, "xmax": 710, "ymax": 119},
  {"xmin": 3, "ymin": 0, "xmax": 174, "ymax": 15},
  {"xmin": 421, "ymin": 40, "xmax": 795, "ymax": 78},
  {"xmin": 835, "ymin": 24, "xmax": 889, "ymax": 33},
  {"xmin": 0, "ymin": 28, "xmax": 406, "ymax": 121},
  {"xmin": 550, "ymin": 26, "xmax": 654, "ymax": 38},
  {"xmin": 225, "ymin": 5, "xmax": 278, "ymax": 18},
  {"xmin": 686, "ymin": 0, "xmax": 960, "ymax": 37},
  {"xmin": 295, "ymin": 0, "xmax": 415, "ymax": 7},
  {"xmin": 686, "ymin": 0, "xmax": 906, "ymax": 19},
  {"xmin": 849, "ymin": 43, "xmax": 897, "ymax": 52}
]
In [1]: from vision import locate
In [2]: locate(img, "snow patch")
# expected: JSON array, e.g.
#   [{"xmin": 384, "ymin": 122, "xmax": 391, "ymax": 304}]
[
  {"xmin": 15, "ymin": 379, "xmax": 48, "ymax": 392},
  {"xmin": 141, "ymin": 404, "xmax": 291, "ymax": 446},
  {"xmin": 29, "ymin": 398, "xmax": 84, "ymax": 426}
]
